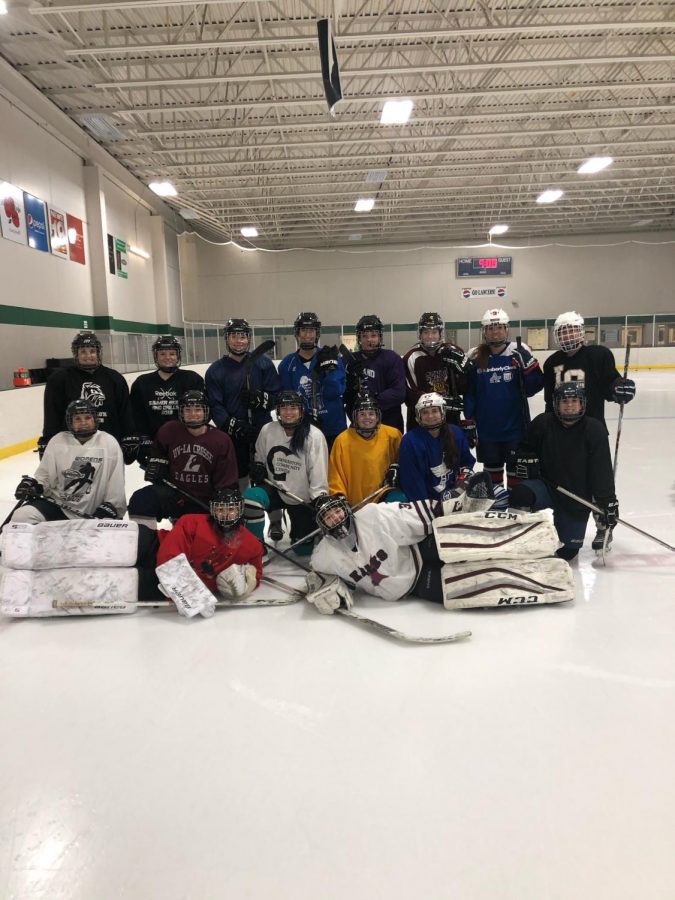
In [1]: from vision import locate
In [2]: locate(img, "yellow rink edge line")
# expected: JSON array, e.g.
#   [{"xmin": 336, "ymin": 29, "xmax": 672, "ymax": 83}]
[{"xmin": 0, "ymin": 437, "xmax": 38, "ymax": 461}]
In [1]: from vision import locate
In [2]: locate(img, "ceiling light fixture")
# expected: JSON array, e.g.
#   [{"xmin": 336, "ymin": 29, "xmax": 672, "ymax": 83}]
[
  {"xmin": 148, "ymin": 181, "xmax": 177, "ymax": 197},
  {"xmin": 354, "ymin": 198, "xmax": 375, "ymax": 212},
  {"xmin": 577, "ymin": 156, "xmax": 613, "ymax": 174},
  {"xmin": 240, "ymin": 226, "xmax": 259, "ymax": 238},
  {"xmin": 488, "ymin": 224, "xmax": 509, "ymax": 236},
  {"xmin": 380, "ymin": 99, "xmax": 413, "ymax": 125},
  {"xmin": 536, "ymin": 189, "xmax": 564, "ymax": 204}
]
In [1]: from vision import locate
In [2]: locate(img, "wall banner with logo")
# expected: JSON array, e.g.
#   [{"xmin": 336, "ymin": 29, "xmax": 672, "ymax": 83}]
[
  {"xmin": 24, "ymin": 192, "xmax": 49, "ymax": 252},
  {"xmin": 461, "ymin": 285, "xmax": 508, "ymax": 300},
  {"xmin": 66, "ymin": 213, "xmax": 86, "ymax": 265},
  {"xmin": 115, "ymin": 237, "xmax": 128, "ymax": 278},
  {"xmin": 0, "ymin": 181, "xmax": 28, "ymax": 245}
]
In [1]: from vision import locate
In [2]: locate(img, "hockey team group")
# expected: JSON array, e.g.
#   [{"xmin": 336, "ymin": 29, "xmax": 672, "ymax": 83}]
[{"xmin": 0, "ymin": 308, "xmax": 638, "ymax": 626}]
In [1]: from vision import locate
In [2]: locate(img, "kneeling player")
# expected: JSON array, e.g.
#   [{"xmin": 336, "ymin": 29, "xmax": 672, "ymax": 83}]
[
  {"xmin": 12, "ymin": 399, "xmax": 125, "ymax": 525},
  {"xmin": 509, "ymin": 382, "xmax": 618, "ymax": 559}
]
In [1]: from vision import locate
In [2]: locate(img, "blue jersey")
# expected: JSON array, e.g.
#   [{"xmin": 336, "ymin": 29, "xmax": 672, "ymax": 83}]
[
  {"xmin": 398, "ymin": 425, "xmax": 475, "ymax": 501},
  {"xmin": 205, "ymin": 353, "xmax": 280, "ymax": 430},
  {"xmin": 464, "ymin": 342, "xmax": 543, "ymax": 443},
  {"xmin": 278, "ymin": 348, "xmax": 347, "ymax": 438}
]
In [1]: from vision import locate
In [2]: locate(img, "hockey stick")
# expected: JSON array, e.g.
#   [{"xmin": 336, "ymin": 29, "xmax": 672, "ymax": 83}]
[
  {"xmin": 613, "ymin": 338, "xmax": 631, "ymax": 479},
  {"xmin": 39, "ymin": 494, "xmax": 95, "ymax": 519},
  {"xmin": 262, "ymin": 538, "xmax": 472, "ymax": 644},
  {"xmin": 515, "ymin": 336, "xmax": 531, "ymax": 428}
]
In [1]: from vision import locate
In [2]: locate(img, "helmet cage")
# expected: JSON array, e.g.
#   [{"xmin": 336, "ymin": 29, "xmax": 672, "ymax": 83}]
[
  {"xmin": 65, "ymin": 399, "xmax": 98, "ymax": 438},
  {"xmin": 72, "ymin": 331, "xmax": 102, "ymax": 369},
  {"xmin": 294, "ymin": 312, "xmax": 321, "ymax": 350},
  {"xmin": 352, "ymin": 395, "xmax": 381, "ymax": 437},
  {"xmin": 356, "ymin": 315, "xmax": 383, "ymax": 354},
  {"xmin": 209, "ymin": 490, "xmax": 245, "ymax": 532},
  {"xmin": 224, "ymin": 318, "xmax": 251, "ymax": 356},
  {"xmin": 418, "ymin": 312, "xmax": 444, "ymax": 350},
  {"xmin": 481, "ymin": 308, "xmax": 509, "ymax": 347},
  {"xmin": 553, "ymin": 313, "xmax": 585, "ymax": 353},
  {"xmin": 315, "ymin": 494, "xmax": 353, "ymax": 539},
  {"xmin": 553, "ymin": 382, "xmax": 586, "ymax": 425},
  {"xmin": 276, "ymin": 390, "xmax": 305, "ymax": 428},
  {"xmin": 178, "ymin": 391, "xmax": 210, "ymax": 427},
  {"xmin": 152, "ymin": 335, "xmax": 182, "ymax": 372}
]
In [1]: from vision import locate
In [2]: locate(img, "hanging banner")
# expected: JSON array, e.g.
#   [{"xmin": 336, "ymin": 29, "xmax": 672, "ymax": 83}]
[
  {"xmin": 66, "ymin": 213, "xmax": 86, "ymax": 265},
  {"xmin": 461, "ymin": 285, "xmax": 508, "ymax": 300},
  {"xmin": 24, "ymin": 193, "xmax": 50, "ymax": 252},
  {"xmin": 115, "ymin": 237, "xmax": 128, "ymax": 279},
  {"xmin": 0, "ymin": 181, "xmax": 28, "ymax": 245},
  {"xmin": 49, "ymin": 206, "xmax": 68, "ymax": 258}
]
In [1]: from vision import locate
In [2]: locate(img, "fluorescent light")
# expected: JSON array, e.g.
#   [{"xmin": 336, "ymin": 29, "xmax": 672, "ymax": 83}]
[
  {"xmin": 0, "ymin": 3, "xmax": 8, "ymax": 15},
  {"xmin": 536, "ymin": 188, "xmax": 564, "ymax": 204},
  {"xmin": 633, "ymin": 218, "xmax": 654, "ymax": 227},
  {"xmin": 148, "ymin": 181, "xmax": 177, "ymax": 197},
  {"xmin": 366, "ymin": 169, "xmax": 388, "ymax": 183},
  {"xmin": 79, "ymin": 113, "xmax": 125, "ymax": 142},
  {"xmin": 354, "ymin": 198, "xmax": 375, "ymax": 212},
  {"xmin": 349, "ymin": 234, "xmax": 362, "ymax": 241},
  {"xmin": 178, "ymin": 208, "xmax": 200, "ymax": 220},
  {"xmin": 489, "ymin": 224, "xmax": 509, "ymax": 236},
  {"xmin": 380, "ymin": 99, "xmax": 413, "ymax": 125},
  {"xmin": 240, "ymin": 226, "xmax": 258, "ymax": 238},
  {"xmin": 129, "ymin": 245, "xmax": 150, "ymax": 259},
  {"xmin": 577, "ymin": 156, "xmax": 613, "ymax": 174}
]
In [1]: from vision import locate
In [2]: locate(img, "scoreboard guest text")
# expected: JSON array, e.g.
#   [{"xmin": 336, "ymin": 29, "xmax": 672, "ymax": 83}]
[{"xmin": 456, "ymin": 256, "xmax": 513, "ymax": 277}]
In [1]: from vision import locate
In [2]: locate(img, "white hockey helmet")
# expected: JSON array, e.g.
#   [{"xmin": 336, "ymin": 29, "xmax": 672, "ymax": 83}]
[
  {"xmin": 553, "ymin": 311, "xmax": 585, "ymax": 353},
  {"xmin": 481, "ymin": 308, "xmax": 509, "ymax": 347},
  {"xmin": 415, "ymin": 392, "xmax": 446, "ymax": 429}
]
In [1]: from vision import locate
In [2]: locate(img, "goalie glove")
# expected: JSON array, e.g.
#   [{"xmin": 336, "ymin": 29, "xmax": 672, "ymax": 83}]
[
  {"xmin": 612, "ymin": 378, "xmax": 636, "ymax": 404},
  {"xmin": 216, "ymin": 564, "xmax": 258, "ymax": 601},
  {"xmin": 305, "ymin": 572, "xmax": 354, "ymax": 615}
]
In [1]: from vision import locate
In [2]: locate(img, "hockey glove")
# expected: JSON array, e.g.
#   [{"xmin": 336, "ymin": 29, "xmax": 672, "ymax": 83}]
[
  {"xmin": 305, "ymin": 572, "xmax": 354, "ymax": 615},
  {"xmin": 612, "ymin": 378, "xmax": 636, "ymax": 404},
  {"xmin": 513, "ymin": 451, "xmax": 541, "ymax": 481},
  {"xmin": 316, "ymin": 344, "xmax": 339, "ymax": 375},
  {"xmin": 36, "ymin": 437, "xmax": 48, "ymax": 460},
  {"xmin": 511, "ymin": 347, "xmax": 538, "ymax": 375},
  {"xmin": 455, "ymin": 467, "xmax": 474, "ymax": 491},
  {"xmin": 216, "ymin": 564, "xmax": 258, "ymax": 601},
  {"xmin": 249, "ymin": 461, "xmax": 267, "ymax": 487},
  {"xmin": 599, "ymin": 498, "xmax": 619, "ymax": 529},
  {"xmin": 15, "ymin": 475, "xmax": 43, "ymax": 502},
  {"xmin": 437, "ymin": 344, "xmax": 467, "ymax": 374},
  {"xmin": 240, "ymin": 387, "xmax": 270, "ymax": 410},
  {"xmin": 225, "ymin": 417, "xmax": 257, "ymax": 443},
  {"xmin": 443, "ymin": 395, "xmax": 464, "ymax": 417},
  {"xmin": 121, "ymin": 434, "xmax": 152, "ymax": 466},
  {"xmin": 144, "ymin": 454, "xmax": 170, "ymax": 484},
  {"xmin": 94, "ymin": 501, "xmax": 119, "ymax": 520},
  {"xmin": 382, "ymin": 463, "xmax": 400, "ymax": 489},
  {"xmin": 460, "ymin": 418, "xmax": 477, "ymax": 448}
]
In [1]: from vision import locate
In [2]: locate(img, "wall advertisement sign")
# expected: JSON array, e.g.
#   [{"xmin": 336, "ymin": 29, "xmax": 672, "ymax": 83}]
[
  {"xmin": 0, "ymin": 181, "xmax": 28, "ymax": 245},
  {"xmin": 461, "ymin": 285, "xmax": 508, "ymax": 300},
  {"xmin": 24, "ymin": 192, "xmax": 49, "ymax": 252},
  {"xmin": 115, "ymin": 237, "xmax": 128, "ymax": 278},
  {"xmin": 49, "ymin": 206, "xmax": 69, "ymax": 258},
  {"xmin": 66, "ymin": 213, "xmax": 86, "ymax": 265}
]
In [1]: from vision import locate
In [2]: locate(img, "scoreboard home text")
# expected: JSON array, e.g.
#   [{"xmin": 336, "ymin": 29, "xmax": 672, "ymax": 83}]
[{"xmin": 456, "ymin": 256, "xmax": 513, "ymax": 277}]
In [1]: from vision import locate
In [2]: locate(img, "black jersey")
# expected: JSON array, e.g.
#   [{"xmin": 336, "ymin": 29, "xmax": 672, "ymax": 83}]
[
  {"xmin": 42, "ymin": 365, "xmax": 134, "ymax": 444},
  {"xmin": 519, "ymin": 412, "xmax": 615, "ymax": 519},
  {"xmin": 543, "ymin": 345, "xmax": 621, "ymax": 429},
  {"xmin": 130, "ymin": 369, "xmax": 205, "ymax": 437}
]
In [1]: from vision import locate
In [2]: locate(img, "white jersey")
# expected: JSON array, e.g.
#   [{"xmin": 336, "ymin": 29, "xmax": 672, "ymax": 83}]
[
  {"xmin": 254, "ymin": 421, "xmax": 328, "ymax": 504},
  {"xmin": 34, "ymin": 430, "xmax": 126, "ymax": 518},
  {"xmin": 311, "ymin": 500, "xmax": 436, "ymax": 602}
]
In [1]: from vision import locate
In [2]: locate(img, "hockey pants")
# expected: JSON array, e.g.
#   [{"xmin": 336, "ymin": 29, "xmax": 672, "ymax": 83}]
[{"xmin": 509, "ymin": 479, "xmax": 589, "ymax": 559}]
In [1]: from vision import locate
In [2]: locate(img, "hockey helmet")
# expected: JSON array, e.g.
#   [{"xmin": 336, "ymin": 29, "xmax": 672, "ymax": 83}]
[
  {"xmin": 178, "ymin": 390, "xmax": 210, "ymax": 428},
  {"xmin": 553, "ymin": 381, "xmax": 586, "ymax": 425},
  {"xmin": 276, "ymin": 389, "xmax": 305, "ymax": 429},
  {"xmin": 415, "ymin": 392, "xmax": 446, "ymax": 430},
  {"xmin": 209, "ymin": 487, "xmax": 245, "ymax": 532},
  {"xmin": 71, "ymin": 331, "xmax": 102, "ymax": 370},
  {"xmin": 314, "ymin": 493, "xmax": 353, "ymax": 539},
  {"xmin": 224, "ymin": 318, "xmax": 251, "ymax": 356},
  {"xmin": 152, "ymin": 335, "xmax": 182, "ymax": 372},
  {"xmin": 294, "ymin": 312, "xmax": 321, "ymax": 350},
  {"xmin": 418, "ymin": 312, "xmax": 445, "ymax": 350},
  {"xmin": 356, "ymin": 315, "xmax": 383, "ymax": 355},
  {"xmin": 352, "ymin": 392, "xmax": 381, "ymax": 438},
  {"xmin": 65, "ymin": 398, "xmax": 98, "ymax": 438},
  {"xmin": 553, "ymin": 311, "xmax": 585, "ymax": 353}
]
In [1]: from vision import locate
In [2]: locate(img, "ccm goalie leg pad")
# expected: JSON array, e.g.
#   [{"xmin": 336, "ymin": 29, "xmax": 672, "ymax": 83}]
[
  {"xmin": 434, "ymin": 509, "xmax": 559, "ymax": 562},
  {"xmin": 155, "ymin": 553, "xmax": 218, "ymax": 618},
  {"xmin": 0, "ymin": 520, "xmax": 139, "ymax": 570},
  {"xmin": 0, "ymin": 567, "xmax": 138, "ymax": 617},
  {"xmin": 441, "ymin": 557, "xmax": 575, "ymax": 609}
]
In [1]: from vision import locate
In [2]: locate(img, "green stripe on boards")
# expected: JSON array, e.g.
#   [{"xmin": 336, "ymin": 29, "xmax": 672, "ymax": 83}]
[{"xmin": 0, "ymin": 304, "xmax": 184, "ymax": 336}]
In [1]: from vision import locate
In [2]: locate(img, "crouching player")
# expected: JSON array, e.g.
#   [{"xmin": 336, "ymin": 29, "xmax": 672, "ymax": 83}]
[{"xmin": 509, "ymin": 382, "xmax": 618, "ymax": 559}]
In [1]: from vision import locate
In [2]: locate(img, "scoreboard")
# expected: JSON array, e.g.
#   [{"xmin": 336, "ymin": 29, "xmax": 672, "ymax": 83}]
[{"xmin": 456, "ymin": 256, "xmax": 513, "ymax": 277}]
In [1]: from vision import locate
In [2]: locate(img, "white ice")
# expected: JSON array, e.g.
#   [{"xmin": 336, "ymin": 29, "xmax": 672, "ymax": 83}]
[{"xmin": 0, "ymin": 374, "xmax": 674, "ymax": 900}]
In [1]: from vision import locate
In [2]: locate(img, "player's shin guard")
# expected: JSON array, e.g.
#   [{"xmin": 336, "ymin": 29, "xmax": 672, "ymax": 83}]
[
  {"xmin": 484, "ymin": 465, "xmax": 504, "ymax": 486},
  {"xmin": 441, "ymin": 558, "xmax": 574, "ymax": 609},
  {"xmin": 0, "ymin": 567, "xmax": 138, "ymax": 617}
]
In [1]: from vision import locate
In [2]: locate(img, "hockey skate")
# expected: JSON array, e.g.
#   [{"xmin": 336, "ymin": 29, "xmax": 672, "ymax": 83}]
[
  {"xmin": 268, "ymin": 521, "xmax": 284, "ymax": 542},
  {"xmin": 592, "ymin": 526, "xmax": 613, "ymax": 557}
]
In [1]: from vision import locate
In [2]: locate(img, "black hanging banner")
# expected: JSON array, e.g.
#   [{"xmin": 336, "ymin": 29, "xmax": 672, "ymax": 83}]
[{"xmin": 317, "ymin": 18, "xmax": 343, "ymax": 114}]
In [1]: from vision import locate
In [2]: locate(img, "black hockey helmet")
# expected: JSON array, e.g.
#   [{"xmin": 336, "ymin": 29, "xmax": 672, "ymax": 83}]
[
  {"xmin": 418, "ymin": 312, "xmax": 444, "ymax": 350},
  {"xmin": 178, "ymin": 390, "xmax": 210, "ymax": 427},
  {"xmin": 276, "ymin": 389, "xmax": 305, "ymax": 429},
  {"xmin": 294, "ymin": 311, "xmax": 321, "ymax": 349},
  {"xmin": 553, "ymin": 381, "xmax": 586, "ymax": 425},
  {"xmin": 352, "ymin": 392, "xmax": 381, "ymax": 437},
  {"xmin": 224, "ymin": 318, "xmax": 251, "ymax": 356},
  {"xmin": 65, "ymin": 398, "xmax": 98, "ymax": 438},
  {"xmin": 209, "ymin": 487, "xmax": 245, "ymax": 532},
  {"xmin": 71, "ymin": 331, "xmax": 102, "ymax": 370},
  {"xmin": 314, "ymin": 493, "xmax": 353, "ymax": 539},
  {"xmin": 152, "ymin": 334, "xmax": 182, "ymax": 372},
  {"xmin": 356, "ymin": 315, "xmax": 383, "ymax": 355}
]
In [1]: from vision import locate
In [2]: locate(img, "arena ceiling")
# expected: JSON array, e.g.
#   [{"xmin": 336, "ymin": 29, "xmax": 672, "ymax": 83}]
[{"xmin": 1, "ymin": 0, "xmax": 674, "ymax": 248}]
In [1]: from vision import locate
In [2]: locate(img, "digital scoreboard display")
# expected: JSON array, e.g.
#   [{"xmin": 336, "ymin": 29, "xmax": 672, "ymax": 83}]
[{"xmin": 456, "ymin": 256, "xmax": 513, "ymax": 277}]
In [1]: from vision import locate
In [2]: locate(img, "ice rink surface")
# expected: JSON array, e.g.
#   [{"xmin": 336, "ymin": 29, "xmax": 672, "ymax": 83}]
[{"xmin": 1, "ymin": 373, "xmax": 674, "ymax": 900}]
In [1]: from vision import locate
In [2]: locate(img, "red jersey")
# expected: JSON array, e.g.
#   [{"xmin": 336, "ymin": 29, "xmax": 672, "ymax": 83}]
[
  {"xmin": 153, "ymin": 420, "xmax": 237, "ymax": 502},
  {"xmin": 156, "ymin": 515, "xmax": 263, "ymax": 593}
]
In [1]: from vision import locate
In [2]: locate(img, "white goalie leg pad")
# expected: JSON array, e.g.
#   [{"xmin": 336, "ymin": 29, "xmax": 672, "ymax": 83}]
[
  {"xmin": 216, "ymin": 564, "xmax": 257, "ymax": 601},
  {"xmin": 305, "ymin": 575, "xmax": 354, "ymax": 615},
  {"xmin": 434, "ymin": 509, "xmax": 559, "ymax": 562},
  {"xmin": 0, "ymin": 520, "xmax": 139, "ymax": 570},
  {"xmin": 0, "ymin": 567, "xmax": 138, "ymax": 617},
  {"xmin": 442, "ymin": 557, "xmax": 575, "ymax": 609},
  {"xmin": 156, "ymin": 553, "xmax": 217, "ymax": 618}
]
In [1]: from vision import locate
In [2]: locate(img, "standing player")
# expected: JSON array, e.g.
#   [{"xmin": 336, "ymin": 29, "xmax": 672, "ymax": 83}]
[
  {"xmin": 464, "ymin": 308, "xmax": 543, "ymax": 486},
  {"xmin": 343, "ymin": 315, "xmax": 406, "ymax": 431},
  {"xmin": 398, "ymin": 392, "xmax": 475, "ymax": 501},
  {"xmin": 128, "ymin": 390, "xmax": 237, "ymax": 527},
  {"xmin": 39, "ymin": 331, "xmax": 134, "ymax": 455},
  {"xmin": 278, "ymin": 311, "xmax": 347, "ymax": 450},
  {"xmin": 510, "ymin": 382, "xmax": 619, "ymax": 557},
  {"xmin": 12, "ymin": 399, "xmax": 125, "ymax": 525}
]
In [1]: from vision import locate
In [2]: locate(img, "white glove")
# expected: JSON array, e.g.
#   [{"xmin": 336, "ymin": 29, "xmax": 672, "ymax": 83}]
[
  {"xmin": 305, "ymin": 574, "xmax": 354, "ymax": 615},
  {"xmin": 216, "ymin": 563, "xmax": 257, "ymax": 601}
]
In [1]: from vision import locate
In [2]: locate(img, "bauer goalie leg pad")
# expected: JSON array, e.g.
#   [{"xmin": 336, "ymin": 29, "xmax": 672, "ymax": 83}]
[
  {"xmin": 0, "ymin": 519, "xmax": 139, "ymax": 570},
  {"xmin": 0, "ymin": 567, "xmax": 138, "ymax": 617},
  {"xmin": 441, "ymin": 557, "xmax": 575, "ymax": 609},
  {"xmin": 155, "ymin": 553, "xmax": 218, "ymax": 618},
  {"xmin": 434, "ymin": 509, "xmax": 560, "ymax": 562}
]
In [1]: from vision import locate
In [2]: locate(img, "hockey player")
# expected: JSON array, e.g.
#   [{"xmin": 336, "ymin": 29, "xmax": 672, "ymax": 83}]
[
  {"xmin": 205, "ymin": 318, "xmax": 281, "ymax": 484},
  {"xmin": 510, "ymin": 382, "xmax": 619, "ymax": 558},
  {"xmin": 543, "ymin": 311, "xmax": 636, "ymax": 426},
  {"xmin": 126, "ymin": 336, "xmax": 204, "ymax": 464},
  {"xmin": 278, "ymin": 311, "xmax": 347, "ymax": 451},
  {"xmin": 464, "ymin": 308, "xmax": 543, "ymax": 486},
  {"xmin": 398, "ymin": 393, "xmax": 475, "ymax": 501},
  {"xmin": 343, "ymin": 315, "xmax": 406, "ymax": 431},
  {"xmin": 12, "ymin": 398, "xmax": 126, "ymax": 525},
  {"xmin": 128, "ymin": 390, "xmax": 237, "ymax": 527},
  {"xmin": 328, "ymin": 392, "xmax": 404, "ymax": 506},
  {"xmin": 39, "ymin": 331, "xmax": 134, "ymax": 455},
  {"xmin": 244, "ymin": 390, "xmax": 329, "ymax": 554},
  {"xmin": 402, "ymin": 312, "xmax": 469, "ymax": 434}
]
